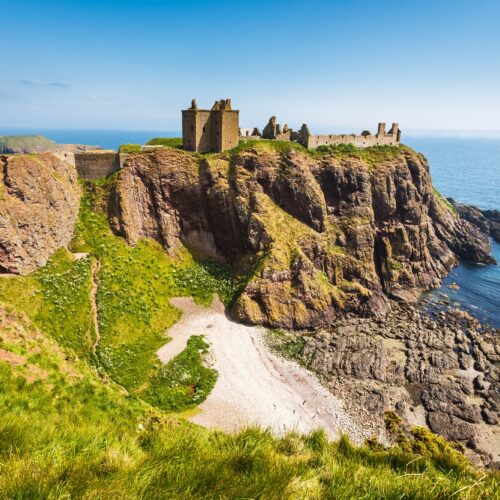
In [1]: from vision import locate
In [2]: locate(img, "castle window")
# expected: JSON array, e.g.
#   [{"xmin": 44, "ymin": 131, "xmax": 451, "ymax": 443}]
[
  {"xmin": 203, "ymin": 126, "xmax": 206, "ymax": 132},
  {"xmin": 190, "ymin": 125, "xmax": 193, "ymax": 131}
]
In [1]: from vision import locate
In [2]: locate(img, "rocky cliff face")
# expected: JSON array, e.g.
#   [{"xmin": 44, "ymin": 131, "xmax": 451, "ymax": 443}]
[
  {"xmin": 448, "ymin": 198, "xmax": 500, "ymax": 243},
  {"xmin": 0, "ymin": 154, "xmax": 80, "ymax": 274},
  {"xmin": 116, "ymin": 146, "xmax": 493, "ymax": 328}
]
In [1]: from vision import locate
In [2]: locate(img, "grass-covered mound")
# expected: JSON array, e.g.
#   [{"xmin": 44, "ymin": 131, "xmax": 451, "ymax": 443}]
[
  {"xmin": 146, "ymin": 137, "xmax": 183, "ymax": 148},
  {"xmin": 119, "ymin": 143, "xmax": 142, "ymax": 154},
  {"xmin": 0, "ymin": 306, "xmax": 497, "ymax": 498}
]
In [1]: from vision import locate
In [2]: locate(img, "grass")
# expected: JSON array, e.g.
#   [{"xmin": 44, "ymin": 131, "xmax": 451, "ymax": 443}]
[
  {"xmin": 0, "ymin": 134, "xmax": 56, "ymax": 153},
  {"xmin": 0, "ymin": 249, "xmax": 94, "ymax": 358},
  {"xmin": 433, "ymin": 186, "xmax": 459, "ymax": 215},
  {"xmin": 146, "ymin": 137, "xmax": 183, "ymax": 148},
  {"xmin": 0, "ymin": 317, "xmax": 497, "ymax": 499},
  {"xmin": 69, "ymin": 178, "xmax": 235, "ymax": 402},
  {"xmin": 226, "ymin": 139, "xmax": 413, "ymax": 169},
  {"xmin": 0, "ymin": 176, "xmax": 236, "ymax": 409},
  {"xmin": 119, "ymin": 144, "xmax": 142, "ymax": 154},
  {"xmin": 142, "ymin": 335, "xmax": 217, "ymax": 411}
]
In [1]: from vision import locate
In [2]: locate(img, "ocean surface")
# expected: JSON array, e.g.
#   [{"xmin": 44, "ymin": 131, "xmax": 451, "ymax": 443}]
[
  {"xmin": 405, "ymin": 136, "xmax": 500, "ymax": 328},
  {"xmin": 1, "ymin": 129, "xmax": 499, "ymax": 326}
]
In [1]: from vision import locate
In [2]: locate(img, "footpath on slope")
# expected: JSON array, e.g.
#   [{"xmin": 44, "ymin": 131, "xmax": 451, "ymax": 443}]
[{"xmin": 157, "ymin": 297, "xmax": 365, "ymax": 442}]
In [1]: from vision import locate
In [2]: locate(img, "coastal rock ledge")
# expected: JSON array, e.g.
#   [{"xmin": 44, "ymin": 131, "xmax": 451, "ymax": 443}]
[{"xmin": 116, "ymin": 147, "xmax": 493, "ymax": 328}]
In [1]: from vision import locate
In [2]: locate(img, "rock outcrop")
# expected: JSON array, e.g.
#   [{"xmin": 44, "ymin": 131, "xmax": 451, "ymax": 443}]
[
  {"xmin": 116, "ymin": 146, "xmax": 493, "ymax": 328},
  {"xmin": 0, "ymin": 154, "xmax": 80, "ymax": 274},
  {"xmin": 448, "ymin": 198, "xmax": 500, "ymax": 243},
  {"xmin": 268, "ymin": 304, "xmax": 499, "ymax": 467}
]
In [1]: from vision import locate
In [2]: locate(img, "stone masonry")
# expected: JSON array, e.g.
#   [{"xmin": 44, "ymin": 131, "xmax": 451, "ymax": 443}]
[
  {"xmin": 182, "ymin": 99, "xmax": 239, "ymax": 153},
  {"xmin": 244, "ymin": 116, "xmax": 401, "ymax": 149}
]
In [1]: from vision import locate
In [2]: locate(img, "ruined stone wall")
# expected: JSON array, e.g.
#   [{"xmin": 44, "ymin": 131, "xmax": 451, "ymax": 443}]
[
  {"xmin": 183, "ymin": 109, "xmax": 212, "ymax": 152},
  {"xmin": 305, "ymin": 132, "xmax": 399, "ymax": 149},
  {"xmin": 74, "ymin": 152, "xmax": 120, "ymax": 179},
  {"xmin": 216, "ymin": 110, "xmax": 239, "ymax": 151}
]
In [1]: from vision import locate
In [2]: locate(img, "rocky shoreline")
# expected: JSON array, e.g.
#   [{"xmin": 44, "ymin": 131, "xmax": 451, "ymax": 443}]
[
  {"xmin": 268, "ymin": 302, "xmax": 499, "ymax": 468},
  {"xmin": 448, "ymin": 198, "xmax": 500, "ymax": 243}
]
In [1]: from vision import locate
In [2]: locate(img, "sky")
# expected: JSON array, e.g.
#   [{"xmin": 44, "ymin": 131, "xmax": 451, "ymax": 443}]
[{"xmin": 1, "ymin": 0, "xmax": 499, "ymax": 133}]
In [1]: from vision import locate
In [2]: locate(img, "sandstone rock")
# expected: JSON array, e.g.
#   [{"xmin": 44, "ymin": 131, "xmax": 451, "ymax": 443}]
[
  {"xmin": 0, "ymin": 154, "xmax": 80, "ymax": 274},
  {"xmin": 116, "ymin": 147, "xmax": 494, "ymax": 328}
]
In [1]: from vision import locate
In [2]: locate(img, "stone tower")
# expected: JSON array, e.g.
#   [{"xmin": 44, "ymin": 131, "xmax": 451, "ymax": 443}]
[{"xmin": 182, "ymin": 99, "xmax": 239, "ymax": 153}]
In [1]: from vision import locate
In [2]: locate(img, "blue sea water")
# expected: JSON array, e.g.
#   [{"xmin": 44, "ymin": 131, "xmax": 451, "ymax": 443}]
[
  {"xmin": 1, "ymin": 129, "xmax": 498, "ymax": 326},
  {"xmin": 406, "ymin": 136, "xmax": 500, "ymax": 327}
]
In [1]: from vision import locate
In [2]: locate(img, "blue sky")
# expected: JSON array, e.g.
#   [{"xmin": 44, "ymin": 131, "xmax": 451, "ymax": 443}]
[{"xmin": 1, "ymin": 0, "xmax": 499, "ymax": 133}]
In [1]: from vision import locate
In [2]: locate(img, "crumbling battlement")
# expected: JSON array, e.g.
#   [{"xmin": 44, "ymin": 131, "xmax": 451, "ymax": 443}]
[
  {"xmin": 302, "ymin": 122, "xmax": 401, "ymax": 148},
  {"xmin": 242, "ymin": 116, "xmax": 401, "ymax": 149}
]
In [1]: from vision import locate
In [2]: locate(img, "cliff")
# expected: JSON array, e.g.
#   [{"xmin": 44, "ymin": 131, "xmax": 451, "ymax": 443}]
[
  {"xmin": 115, "ymin": 145, "xmax": 493, "ymax": 328},
  {"xmin": 448, "ymin": 198, "xmax": 500, "ymax": 243},
  {"xmin": 0, "ymin": 153, "xmax": 80, "ymax": 274}
]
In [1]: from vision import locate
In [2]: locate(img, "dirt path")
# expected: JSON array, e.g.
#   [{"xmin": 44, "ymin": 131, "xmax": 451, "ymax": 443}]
[
  {"xmin": 90, "ymin": 259, "xmax": 100, "ymax": 354},
  {"xmin": 158, "ymin": 297, "xmax": 365, "ymax": 442}
]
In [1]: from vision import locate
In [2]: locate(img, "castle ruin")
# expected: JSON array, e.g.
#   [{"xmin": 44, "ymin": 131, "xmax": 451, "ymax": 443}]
[
  {"xmin": 181, "ymin": 98, "xmax": 401, "ymax": 152},
  {"xmin": 256, "ymin": 116, "xmax": 401, "ymax": 148},
  {"xmin": 182, "ymin": 99, "xmax": 239, "ymax": 153}
]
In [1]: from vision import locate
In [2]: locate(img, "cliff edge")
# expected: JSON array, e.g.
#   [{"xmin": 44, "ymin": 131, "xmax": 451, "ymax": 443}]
[{"xmin": 115, "ymin": 145, "xmax": 493, "ymax": 328}]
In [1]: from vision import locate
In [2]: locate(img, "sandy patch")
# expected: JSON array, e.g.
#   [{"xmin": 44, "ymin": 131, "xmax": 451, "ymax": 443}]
[{"xmin": 158, "ymin": 297, "xmax": 364, "ymax": 442}]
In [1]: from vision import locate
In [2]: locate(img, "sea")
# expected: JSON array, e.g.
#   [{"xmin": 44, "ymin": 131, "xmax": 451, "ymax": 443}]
[{"xmin": 2, "ymin": 129, "xmax": 499, "ymax": 327}]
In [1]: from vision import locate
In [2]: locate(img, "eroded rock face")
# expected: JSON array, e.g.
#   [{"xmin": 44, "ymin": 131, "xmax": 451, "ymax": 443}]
[
  {"xmin": 271, "ymin": 305, "xmax": 499, "ymax": 466},
  {"xmin": 0, "ymin": 154, "xmax": 80, "ymax": 274},
  {"xmin": 116, "ymin": 147, "xmax": 493, "ymax": 328},
  {"xmin": 448, "ymin": 198, "xmax": 500, "ymax": 243}
]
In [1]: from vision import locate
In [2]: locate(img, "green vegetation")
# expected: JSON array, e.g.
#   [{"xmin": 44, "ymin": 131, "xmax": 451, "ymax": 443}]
[
  {"xmin": 69, "ymin": 179, "xmax": 236, "ymax": 402},
  {"xmin": 118, "ymin": 143, "xmax": 142, "ymax": 154},
  {"xmin": 312, "ymin": 143, "xmax": 408, "ymax": 167},
  {"xmin": 0, "ymin": 249, "xmax": 94, "ymax": 358},
  {"xmin": 143, "ymin": 335, "xmax": 217, "ymax": 411},
  {"xmin": 146, "ymin": 137, "xmax": 183, "ymax": 148},
  {"xmin": 0, "ymin": 176, "xmax": 235, "ymax": 410},
  {"xmin": 433, "ymin": 186, "xmax": 459, "ymax": 215},
  {"xmin": 0, "ymin": 317, "xmax": 496, "ymax": 498},
  {"xmin": 0, "ymin": 134, "xmax": 56, "ymax": 153},
  {"xmin": 227, "ymin": 139, "xmax": 415, "ymax": 170},
  {"xmin": 229, "ymin": 138, "xmax": 308, "ymax": 156}
]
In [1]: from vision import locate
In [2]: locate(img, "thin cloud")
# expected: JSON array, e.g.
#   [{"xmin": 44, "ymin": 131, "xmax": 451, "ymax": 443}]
[{"xmin": 16, "ymin": 79, "xmax": 70, "ymax": 89}]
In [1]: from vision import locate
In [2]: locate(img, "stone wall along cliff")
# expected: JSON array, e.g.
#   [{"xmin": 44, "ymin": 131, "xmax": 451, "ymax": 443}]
[{"xmin": 74, "ymin": 151, "xmax": 120, "ymax": 179}]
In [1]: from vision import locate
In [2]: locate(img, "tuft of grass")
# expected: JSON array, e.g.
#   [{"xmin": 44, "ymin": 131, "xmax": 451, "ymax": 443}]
[
  {"xmin": 118, "ymin": 143, "xmax": 142, "ymax": 154},
  {"xmin": 146, "ymin": 137, "xmax": 183, "ymax": 148},
  {"xmin": 433, "ymin": 187, "xmax": 458, "ymax": 216}
]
